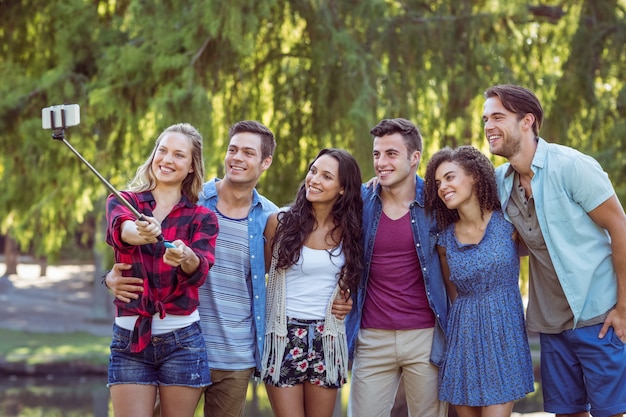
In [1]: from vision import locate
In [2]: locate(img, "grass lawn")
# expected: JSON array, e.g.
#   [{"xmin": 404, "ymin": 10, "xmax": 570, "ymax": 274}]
[{"xmin": 0, "ymin": 329, "xmax": 110, "ymax": 368}]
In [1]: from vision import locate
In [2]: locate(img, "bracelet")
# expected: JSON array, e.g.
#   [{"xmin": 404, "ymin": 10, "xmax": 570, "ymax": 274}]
[{"xmin": 101, "ymin": 270, "xmax": 111, "ymax": 289}]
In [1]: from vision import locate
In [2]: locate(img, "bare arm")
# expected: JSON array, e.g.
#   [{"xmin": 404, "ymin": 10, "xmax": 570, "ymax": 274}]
[
  {"xmin": 105, "ymin": 263, "xmax": 144, "ymax": 303},
  {"xmin": 588, "ymin": 195, "xmax": 626, "ymax": 341},
  {"xmin": 121, "ymin": 216, "xmax": 163, "ymax": 245},
  {"xmin": 437, "ymin": 245, "xmax": 457, "ymax": 302},
  {"xmin": 263, "ymin": 213, "xmax": 279, "ymax": 274}
]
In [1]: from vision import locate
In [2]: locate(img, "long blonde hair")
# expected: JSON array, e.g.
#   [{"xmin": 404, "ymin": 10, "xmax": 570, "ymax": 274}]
[{"xmin": 128, "ymin": 123, "xmax": 205, "ymax": 203}]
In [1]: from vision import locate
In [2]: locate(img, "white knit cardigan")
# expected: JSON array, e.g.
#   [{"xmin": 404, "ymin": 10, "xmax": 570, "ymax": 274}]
[{"xmin": 261, "ymin": 242, "xmax": 349, "ymax": 385}]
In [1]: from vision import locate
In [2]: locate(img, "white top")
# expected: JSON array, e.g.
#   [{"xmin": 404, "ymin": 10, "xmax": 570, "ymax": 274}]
[
  {"xmin": 115, "ymin": 310, "xmax": 199, "ymax": 335},
  {"xmin": 285, "ymin": 246, "xmax": 345, "ymax": 320}
]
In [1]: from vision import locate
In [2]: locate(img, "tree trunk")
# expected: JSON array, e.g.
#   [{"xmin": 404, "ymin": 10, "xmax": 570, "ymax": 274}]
[
  {"xmin": 38, "ymin": 256, "xmax": 47, "ymax": 277},
  {"xmin": 3, "ymin": 235, "xmax": 18, "ymax": 276}
]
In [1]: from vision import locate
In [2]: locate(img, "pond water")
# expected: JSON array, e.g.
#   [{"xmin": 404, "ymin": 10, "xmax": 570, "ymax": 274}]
[{"xmin": 0, "ymin": 374, "xmax": 543, "ymax": 416}]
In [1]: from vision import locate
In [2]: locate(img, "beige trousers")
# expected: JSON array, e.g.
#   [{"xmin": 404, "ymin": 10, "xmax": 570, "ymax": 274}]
[{"xmin": 348, "ymin": 328, "xmax": 448, "ymax": 417}]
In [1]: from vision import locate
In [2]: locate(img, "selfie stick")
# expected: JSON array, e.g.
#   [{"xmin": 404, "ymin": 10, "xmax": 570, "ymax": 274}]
[{"xmin": 48, "ymin": 108, "xmax": 173, "ymax": 246}]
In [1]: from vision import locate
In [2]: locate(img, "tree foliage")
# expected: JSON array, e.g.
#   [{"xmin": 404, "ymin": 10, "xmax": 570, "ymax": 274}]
[{"xmin": 1, "ymin": 0, "xmax": 625, "ymax": 261}]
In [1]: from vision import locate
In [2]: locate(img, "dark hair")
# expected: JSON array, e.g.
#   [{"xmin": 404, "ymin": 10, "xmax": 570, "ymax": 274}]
[
  {"xmin": 484, "ymin": 85, "xmax": 544, "ymax": 137},
  {"xmin": 425, "ymin": 146, "xmax": 500, "ymax": 229},
  {"xmin": 229, "ymin": 120, "xmax": 276, "ymax": 160},
  {"xmin": 272, "ymin": 148, "xmax": 364, "ymax": 294},
  {"xmin": 370, "ymin": 118, "xmax": 423, "ymax": 154}
]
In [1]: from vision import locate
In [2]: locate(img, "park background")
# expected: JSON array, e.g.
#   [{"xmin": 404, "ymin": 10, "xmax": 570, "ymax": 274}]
[{"xmin": 0, "ymin": 0, "xmax": 625, "ymax": 415}]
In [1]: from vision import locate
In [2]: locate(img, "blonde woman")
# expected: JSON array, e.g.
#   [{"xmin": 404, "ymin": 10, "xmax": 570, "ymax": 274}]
[{"xmin": 105, "ymin": 123, "xmax": 218, "ymax": 417}]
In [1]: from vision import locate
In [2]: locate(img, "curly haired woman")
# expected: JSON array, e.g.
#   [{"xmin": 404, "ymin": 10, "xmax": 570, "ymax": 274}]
[{"xmin": 424, "ymin": 145, "xmax": 534, "ymax": 417}]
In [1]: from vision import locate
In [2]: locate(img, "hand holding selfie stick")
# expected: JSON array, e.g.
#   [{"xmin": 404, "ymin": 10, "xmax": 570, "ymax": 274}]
[{"xmin": 44, "ymin": 105, "xmax": 174, "ymax": 247}]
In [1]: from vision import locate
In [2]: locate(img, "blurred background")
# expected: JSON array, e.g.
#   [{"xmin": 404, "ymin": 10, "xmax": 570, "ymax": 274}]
[
  {"xmin": 2, "ymin": 0, "xmax": 625, "ymax": 271},
  {"xmin": 0, "ymin": 1, "xmax": 624, "ymax": 414}
]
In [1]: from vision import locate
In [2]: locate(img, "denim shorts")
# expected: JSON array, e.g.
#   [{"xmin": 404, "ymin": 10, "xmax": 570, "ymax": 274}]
[
  {"xmin": 108, "ymin": 322, "xmax": 211, "ymax": 388},
  {"xmin": 263, "ymin": 318, "xmax": 346, "ymax": 389},
  {"xmin": 540, "ymin": 323, "xmax": 626, "ymax": 417}
]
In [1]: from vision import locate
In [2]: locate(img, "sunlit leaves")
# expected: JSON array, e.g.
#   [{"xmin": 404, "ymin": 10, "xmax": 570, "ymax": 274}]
[{"xmin": 1, "ymin": 0, "xmax": 625, "ymax": 261}]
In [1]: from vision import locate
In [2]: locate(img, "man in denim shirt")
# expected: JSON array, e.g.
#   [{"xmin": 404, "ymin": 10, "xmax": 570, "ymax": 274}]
[
  {"xmin": 483, "ymin": 84, "xmax": 626, "ymax": 417},
  {"xmin": 346, "ymin": 118, "xmax": 448, "ymax": 417}
]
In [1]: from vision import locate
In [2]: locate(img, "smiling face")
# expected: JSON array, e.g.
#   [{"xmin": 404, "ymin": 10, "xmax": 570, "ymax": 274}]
[
  {"xmin": 434, "ymin": 160, "xmax": 475, "ymax": 211},
  {"xmin": 482, "ymin": 96, "xmax": 527, "ymax": 158},
  {"xmin": 151, "ymin": 132, "xmax": 194, "ymax": 186},
  {"xmin": 224, "ymin": 132, "xmax": 272, "ymax": 187},
  {"xmin": 372, "ymin": 132, "xmax": 420, "ymax": 189},
  {"xmin": 305, "ymin": 154, "xmax": 344, "ymax": 205}
]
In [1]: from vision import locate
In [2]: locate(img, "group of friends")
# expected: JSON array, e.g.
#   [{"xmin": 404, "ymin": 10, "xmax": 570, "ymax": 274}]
[{"xmin": 102, "ymin": 84, "xmax": 626, "ymax": 417}]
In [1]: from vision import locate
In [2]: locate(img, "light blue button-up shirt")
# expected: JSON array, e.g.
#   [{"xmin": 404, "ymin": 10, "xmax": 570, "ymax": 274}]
[{"xmin": 496, "ymin": 138, "xmax": 617, "ymax": 325}]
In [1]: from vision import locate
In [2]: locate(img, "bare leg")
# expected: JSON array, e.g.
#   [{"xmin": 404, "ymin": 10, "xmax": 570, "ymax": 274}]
[
  {"xmin": 266, "ymin": 384, "xmax": 305, "ymax": 417},
  {"xmin": 454, "ymin": 405, "xmax": 481, "ymax": 417},
  {"xmin": 111, "ymin": 384, "xmax": 158, "ymax": 417},
  {"xmin": 303, "ymin": 383, "xmax": 338, "ymax": 417},
  {"xmin": 159, "ymin": 386, "xmax": 203, "ymax": 417},
  {"xmin": 483, "ymin": 402, "xmax": 514, "ymax": 417}
]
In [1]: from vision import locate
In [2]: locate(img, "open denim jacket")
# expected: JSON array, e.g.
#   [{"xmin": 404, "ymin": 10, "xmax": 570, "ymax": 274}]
[{"xmin": 346, "ymin": 176, "xmax": 448, "ymax": 366}]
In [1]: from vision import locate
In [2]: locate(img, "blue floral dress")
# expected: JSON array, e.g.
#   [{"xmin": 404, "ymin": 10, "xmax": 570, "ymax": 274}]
[{"xmin": 437, "ymin": 209, "xmax": 534, "ymax": 406}]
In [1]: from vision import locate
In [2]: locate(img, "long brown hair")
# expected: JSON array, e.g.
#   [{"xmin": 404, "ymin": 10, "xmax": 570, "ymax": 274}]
[{"xmin": 272, "ymin": 148, "xmax": 364, "ymax": 294}]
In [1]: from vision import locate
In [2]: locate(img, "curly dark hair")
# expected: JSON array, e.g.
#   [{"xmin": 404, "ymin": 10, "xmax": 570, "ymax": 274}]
[
  {"xmin": 425, "ymin": 146, "xmax": 500, "ymax": 230},
  {"xmin": 272, "ymin": 148, "xmax": 364, "ymax": 296}
]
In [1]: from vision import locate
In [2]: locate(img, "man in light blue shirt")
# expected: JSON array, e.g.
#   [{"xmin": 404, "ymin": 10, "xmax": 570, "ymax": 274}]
[{"xmin": 483, "ymin": 84, "xmax": 626, "ymax": 417}]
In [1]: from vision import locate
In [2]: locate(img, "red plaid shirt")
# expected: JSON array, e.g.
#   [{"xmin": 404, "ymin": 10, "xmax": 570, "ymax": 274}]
[{"xmin": 106, "ymin": 191, "xmax": 218, "ymax": 353}]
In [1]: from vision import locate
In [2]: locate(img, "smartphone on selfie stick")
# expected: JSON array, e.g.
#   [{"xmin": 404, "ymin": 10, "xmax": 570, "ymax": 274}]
[{"xmin": 42, "ymin": 104, "xmax": 174, "ymax": 248}]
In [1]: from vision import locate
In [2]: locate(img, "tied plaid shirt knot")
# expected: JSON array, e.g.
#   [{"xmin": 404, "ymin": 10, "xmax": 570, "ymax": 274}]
[{"xmin": 106, "ymin": 191, "xmax": 218, "ymax": 353}]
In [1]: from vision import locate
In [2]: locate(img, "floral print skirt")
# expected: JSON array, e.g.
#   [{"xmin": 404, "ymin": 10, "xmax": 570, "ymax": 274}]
[{"xmin": 263, "ymin": 318, "xmax": 345, "ymax": 388}]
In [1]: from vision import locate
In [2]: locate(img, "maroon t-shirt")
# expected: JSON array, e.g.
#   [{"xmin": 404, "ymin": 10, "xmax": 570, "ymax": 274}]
[{"xmin": 361, "ymin": 211, "xmax": 436, "ymax": 330}]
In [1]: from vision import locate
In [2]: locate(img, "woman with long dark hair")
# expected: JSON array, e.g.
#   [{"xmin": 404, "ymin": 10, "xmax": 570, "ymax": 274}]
[{"xmin": 262, "ymin": 148, "xmax": 363, "ymax": 417}]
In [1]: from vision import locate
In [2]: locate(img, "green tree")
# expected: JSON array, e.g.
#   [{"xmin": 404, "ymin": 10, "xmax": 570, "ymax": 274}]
[{"xmin": 1, "ymin": 0, "xmax": 625, "ymax": 266}]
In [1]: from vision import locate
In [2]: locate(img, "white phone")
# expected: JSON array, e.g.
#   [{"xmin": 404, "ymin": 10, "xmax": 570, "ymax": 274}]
[{"xmin": 42, "ymin": 104, "xmax": 80, "ymax": 129}]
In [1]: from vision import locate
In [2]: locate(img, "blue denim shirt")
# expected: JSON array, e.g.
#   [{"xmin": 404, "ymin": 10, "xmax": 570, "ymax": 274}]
[
  {"xmin": 345, "ymin": 176, "xmax": 448, "ymax": 366},
  {"xmin": 197, "ymin": 178, "xmax": 278, "ymax": 371},
  {"xmin": 496, "ymin": 138, "xmax": 617, "ymax": 325}
]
